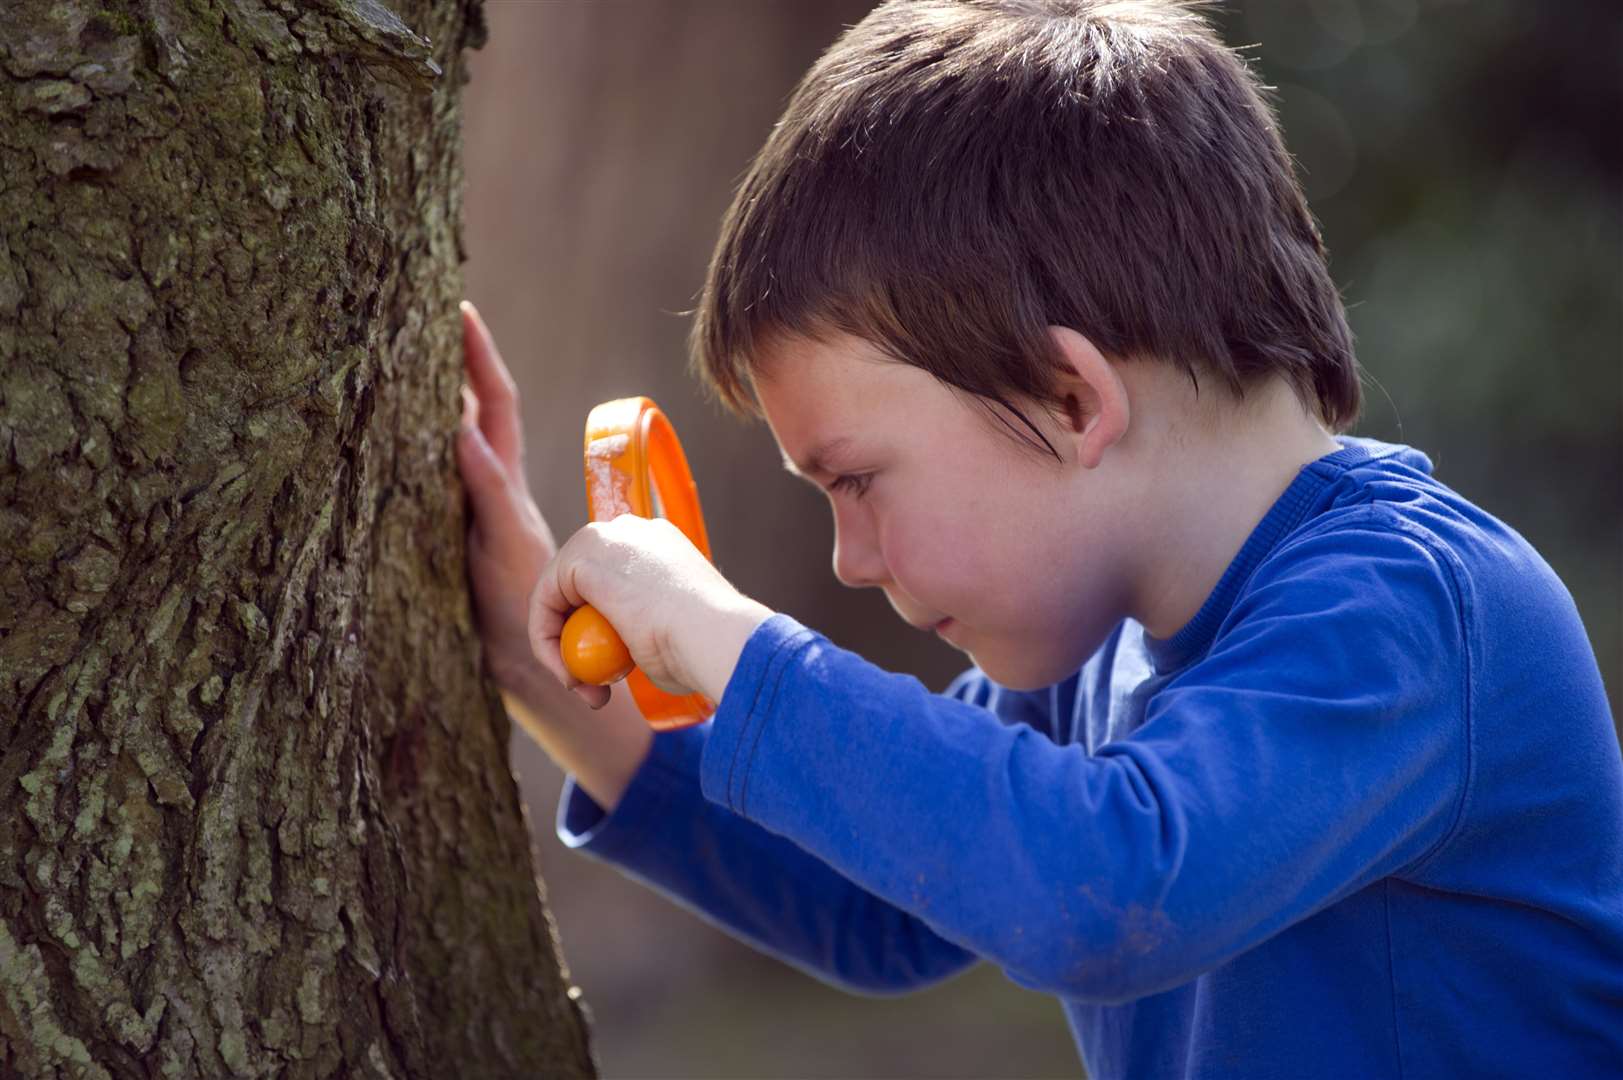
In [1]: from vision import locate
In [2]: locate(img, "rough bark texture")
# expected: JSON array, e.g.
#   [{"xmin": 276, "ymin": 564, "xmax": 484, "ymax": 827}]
[{"xmin": 0, "ymin": 1, "xmax": 596, "ymax": 1075}]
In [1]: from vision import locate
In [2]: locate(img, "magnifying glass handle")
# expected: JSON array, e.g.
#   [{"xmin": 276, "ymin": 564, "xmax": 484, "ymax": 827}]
[
  {"xmin": 557, "ymin": 397, "xmax": 715, "ymax": 729},
  {"xmin": 561, "ymin": 604, "xmax": 633, "ymax": 686}
]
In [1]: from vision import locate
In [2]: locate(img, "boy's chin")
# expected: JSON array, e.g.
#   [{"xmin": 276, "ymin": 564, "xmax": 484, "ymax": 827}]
[{"xmin": 967, "ymin": 647, "xmax": 1076, "ymax": 692}]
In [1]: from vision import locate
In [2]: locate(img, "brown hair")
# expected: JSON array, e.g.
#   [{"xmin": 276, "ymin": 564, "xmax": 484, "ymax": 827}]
[{"xmin": 689, "ymin": 0, "xmax": 1363, "ymax": 454}]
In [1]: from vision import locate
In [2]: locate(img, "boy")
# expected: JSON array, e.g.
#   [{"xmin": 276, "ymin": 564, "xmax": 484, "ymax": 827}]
[{"xmin": 455, "ymin": 1, "xmax": 1623, "ymax": 1076}]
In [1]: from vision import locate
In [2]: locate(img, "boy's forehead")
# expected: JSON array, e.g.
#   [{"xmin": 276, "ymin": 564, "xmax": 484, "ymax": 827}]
[
  {"xmin": 755, "ymin": 332, "xmax": 922, "ymax": 414},
  {"xmin": 762, "ymin": 363, "xmax": 861, "ymax": 477},
  {"xmin": 755, "ymin": 334, "xmax": 875, "ymax": 423},
  {"xmin": 754, "ymin": 330, "xmax": 886, "ymax": 387},
  {"xmin": 757, "ymin": 330, "xmax": 970, "ymax": 479},
  {"xmin": 760, "ymin": 344, "xmax": 905, "ymax": 441}
]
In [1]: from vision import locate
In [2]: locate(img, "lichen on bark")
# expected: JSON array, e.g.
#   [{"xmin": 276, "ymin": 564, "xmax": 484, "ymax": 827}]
[{"xmin": 0, "ymin": 1, "xmax": 592, "ymax": 1075}]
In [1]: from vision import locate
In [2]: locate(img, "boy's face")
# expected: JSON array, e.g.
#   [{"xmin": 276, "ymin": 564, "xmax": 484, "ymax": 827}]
[{"xmin": 754, "ymin": 333, "xmax": 1132, "ymax": 690}]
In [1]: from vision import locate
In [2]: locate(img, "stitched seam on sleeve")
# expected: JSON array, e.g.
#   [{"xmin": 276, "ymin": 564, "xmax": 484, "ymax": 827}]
[
  {"xmin": 1256, "ymin": 506, "xmax": 1476, "ymax": 877},
  {"xmin": 738, "ymin": 630, "xmax": 815, "ymax": 817},
  {"xmin": 725, "ymin": 626, "xmax": 813, "ymax": 812},
  {"xmin": 1379, "ymin": 513, "xmax": 1476, "ymax": 878},
  {"xmin": 724, "ymin": 654, "xmax": 777, "ymax": 810}
]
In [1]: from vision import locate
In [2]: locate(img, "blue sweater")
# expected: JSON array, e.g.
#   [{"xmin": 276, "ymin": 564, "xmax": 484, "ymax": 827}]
[{"xmin": 558, "ymin": 438, "xmax": 1623, "ymax": 1078}]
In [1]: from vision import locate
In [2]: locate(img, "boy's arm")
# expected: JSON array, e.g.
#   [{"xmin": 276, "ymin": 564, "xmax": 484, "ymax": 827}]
[
  {"xmin": 550, "ymin": 716, "xmax": 980, "ymax": 995},
  {"xmin": 502, "ymin": 659, "xmax": 980, "ymax": 994},
  {"xmin": 499, "ymin": 653, "xmax": 652, "ymax": 813},
  {"xmin": 696, "ymin": 521, "xmax": 1471, "ymax": 1003}
]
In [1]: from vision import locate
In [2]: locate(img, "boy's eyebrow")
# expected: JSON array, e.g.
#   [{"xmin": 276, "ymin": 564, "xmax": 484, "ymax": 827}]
[{"xmin": 781, "ymin": 436, "xmax": 854, "ymax": 480}]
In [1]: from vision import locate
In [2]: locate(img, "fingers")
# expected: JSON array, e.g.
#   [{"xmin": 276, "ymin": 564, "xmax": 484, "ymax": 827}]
[
  {"xmin": 460, "ymin": 301, "xmax": 525, "ymax": 477},
  {"xmin": 454, "ymin": 409, "xmax": 521, "ymax": 537}
]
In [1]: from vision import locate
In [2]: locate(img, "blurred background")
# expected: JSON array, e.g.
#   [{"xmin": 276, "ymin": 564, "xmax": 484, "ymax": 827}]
[{"xmin": 460, "ymin": 2, "xmax": 1621, "ymax": 1076}]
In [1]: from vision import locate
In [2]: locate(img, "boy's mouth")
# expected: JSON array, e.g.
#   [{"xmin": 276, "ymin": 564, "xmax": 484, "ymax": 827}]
[{"xmin": 905, "ymin": 615, "xmax": 951, "ymax": 633}]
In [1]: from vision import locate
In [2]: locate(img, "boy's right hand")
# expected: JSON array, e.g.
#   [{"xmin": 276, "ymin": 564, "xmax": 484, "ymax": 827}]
[{"xmin": 454, "ymin": 301, "xmax": 560, "ymax": 694}]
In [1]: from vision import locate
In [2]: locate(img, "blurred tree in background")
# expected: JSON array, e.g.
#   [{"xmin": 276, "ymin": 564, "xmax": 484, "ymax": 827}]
[
  {"xmin": 1219, "ymin": 0, "xmax": 1621, "ymax": 715},
  {"xmin": 462, "ymin": 2, "xmax": 1620, "ymax": 1077}
]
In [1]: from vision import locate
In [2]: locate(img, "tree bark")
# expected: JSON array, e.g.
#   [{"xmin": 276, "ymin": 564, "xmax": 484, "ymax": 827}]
[{"xmin": 0, "ymin": 1, "xmax": 595, "ymax": 1076}]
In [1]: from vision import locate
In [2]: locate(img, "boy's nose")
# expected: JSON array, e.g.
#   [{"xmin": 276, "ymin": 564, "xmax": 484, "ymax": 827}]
[{"xmin": 831, "ymin": 521, "xmax": 888, "ymax": 589}]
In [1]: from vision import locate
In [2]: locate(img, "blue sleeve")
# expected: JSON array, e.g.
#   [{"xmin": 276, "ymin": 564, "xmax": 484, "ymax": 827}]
[
  {"xmin": 944, "ymin": 666, "xmax": 1061, "ymax": 738},
  {"xmin": 556, "ymin": 720, "xmax": 978, "ymax": 994},
  {"xmin": 701, "ymin": 519, "xmax": 1468, "ymax": 1004}
]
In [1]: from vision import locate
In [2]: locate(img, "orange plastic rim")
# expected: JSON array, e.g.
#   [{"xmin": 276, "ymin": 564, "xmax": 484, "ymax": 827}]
[{"xmin": 575, "ymin": 397, "xmax": 713, "ymax": 730}]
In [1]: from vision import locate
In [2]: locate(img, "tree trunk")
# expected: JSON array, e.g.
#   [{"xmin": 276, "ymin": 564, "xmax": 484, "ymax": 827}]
[{"xmin": 0, "ymin": 1, "xmax": 595, "ymax": 1075}]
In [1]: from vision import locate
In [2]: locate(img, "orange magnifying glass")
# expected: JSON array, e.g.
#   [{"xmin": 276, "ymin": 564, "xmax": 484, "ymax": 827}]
[{"xmin": 558, "ymin": 397, "xmax": 713, "ymax": 731}]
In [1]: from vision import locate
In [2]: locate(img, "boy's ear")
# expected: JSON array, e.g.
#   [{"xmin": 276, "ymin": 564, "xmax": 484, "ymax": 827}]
[{"xmin": 1046, "ymin": 325, "xmax": 1128, "ymax": 469}]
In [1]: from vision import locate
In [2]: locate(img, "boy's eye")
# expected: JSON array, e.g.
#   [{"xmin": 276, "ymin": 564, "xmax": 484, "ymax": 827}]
[{"xmin": 829, "ymin": 473, "xmax": 873, "ymax": 498}]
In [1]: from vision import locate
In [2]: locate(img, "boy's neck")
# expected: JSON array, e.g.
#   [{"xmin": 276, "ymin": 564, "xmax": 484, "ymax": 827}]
[{"xmin": 1123, "ymin": 373, "xmax": 1343, "ymax": 641}]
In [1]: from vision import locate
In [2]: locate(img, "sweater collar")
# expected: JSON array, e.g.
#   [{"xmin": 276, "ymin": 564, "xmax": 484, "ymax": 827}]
[{"xmin": 1140, "ymin": 438, "xmax": 1379, "ymax": 675}]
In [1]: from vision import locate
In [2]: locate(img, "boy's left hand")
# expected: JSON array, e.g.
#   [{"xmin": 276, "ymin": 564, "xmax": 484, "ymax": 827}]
[{"xmin": 528, "ymin": 515, "xmax": 775, "ymax": 709}]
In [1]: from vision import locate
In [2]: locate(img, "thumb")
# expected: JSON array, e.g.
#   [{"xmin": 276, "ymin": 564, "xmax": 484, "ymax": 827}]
[{"xmin": 526, "ymin": 573, "xmax": 614, "ymax": 710}]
